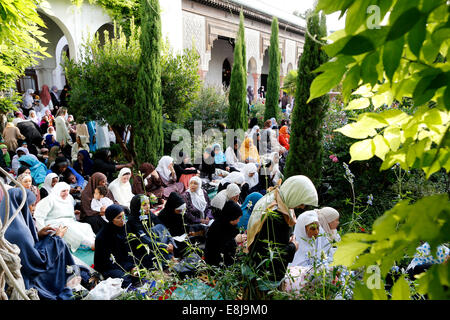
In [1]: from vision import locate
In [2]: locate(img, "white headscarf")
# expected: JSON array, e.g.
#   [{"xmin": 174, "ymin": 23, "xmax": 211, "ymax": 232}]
[
  {"xmin": 42, "ymin": 172, "xmax": 59, "ymax": 194},
  {"xmin": 290, "ymin": 210, "xmax": 332, "ymax": 267},
  {"xmin": 249, "ymin": 125, "xmax": 260, "ymax": 138},
  {"xmin": 242, "ymin": 163, "xmax": 259, "ymax": 189},
  {"xmin": 108, "ymin": 168, "xmax": 134, "ymax": 207},
  {"xmin": 187, "ymin": 176, "xmax": 207, "ymax": 215},
  {"xmin": 156, "ymin": 156, "xmax": 174, "ymax": 182},
  {"xmin": 22, "ymin": 89, "xmax": 34, "ymax": 109},
  {"xmin": 246, "ymin": 175, "xmax": 319, "ymax": 249},
  {"xmin": 220, "ymin": 171, "xmax": 245, "ymax": 186},
  {"xmin": 211, "ymin": 183, "xmax": 241, "ymax": 210},
  {"xmin": 28, "ymin": 110, "xmax": 40, "ymax": 124},
  {"xmin": 316, "ymin": 207, "xmax": 340, "ymax": 242}
]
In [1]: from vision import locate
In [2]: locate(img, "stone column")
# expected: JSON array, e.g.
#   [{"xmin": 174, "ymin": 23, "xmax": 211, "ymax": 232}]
[
  {"xmin": 198, "ymin": 70, "xmax": 208, "ymax": 82},
  {"xmin": 252, "ymin": 73, "xmax": 260, "ymax": 102}
]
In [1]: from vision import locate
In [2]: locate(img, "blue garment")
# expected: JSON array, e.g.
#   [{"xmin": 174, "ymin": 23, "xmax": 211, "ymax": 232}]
[
  {"xmin": 212, "ymin": 143, "xmax": 226, "ymax": 165},
  {"xmin": 73, "ymin": 149, "xmax": 93, "ymax": 176},
  {"xmin": 87, "ymin": 121, "xmax": 97, "ymax": 152},
  {"xmin": 0, "ymin": 188, "xmax": 75, "ymax": 300},
  {"xmin": 407, "ymin": 242, "xmax": 449, "ymax": 270},
  {"xmin": 237, "ymin": 192, "xmax": 263, "ymax": 230},
  {"xmin": 18, "ymin": 154, "xmax": 49, "ymax": 185},
  {"xmin": 45, "ymin": 134, "xmax": 60, "ymax": 149},
  {"xmin": 68, "ymin": 166, "xmax": 85, "ymax": 188}
]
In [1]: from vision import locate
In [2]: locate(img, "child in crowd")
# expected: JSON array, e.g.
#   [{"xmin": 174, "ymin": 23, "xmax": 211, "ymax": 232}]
[{"xmin": 91, "ymin": 185, "xmax": 114, "ymax": 222}]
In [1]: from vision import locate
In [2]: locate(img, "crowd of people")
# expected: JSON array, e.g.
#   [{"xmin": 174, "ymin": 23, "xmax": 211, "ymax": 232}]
[{"xmin": 0, "ymin": 84, "xmax": 448, "ymax": 300}]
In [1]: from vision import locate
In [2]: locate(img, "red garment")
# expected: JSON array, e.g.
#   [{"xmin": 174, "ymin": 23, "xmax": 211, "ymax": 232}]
[
  {"xmin": 279, "ymin": 126, "xmax": 290, "ymax": 150},
  {"xmin": 40, "ymin": 85, "xmax": 51, "ymax": 107}
]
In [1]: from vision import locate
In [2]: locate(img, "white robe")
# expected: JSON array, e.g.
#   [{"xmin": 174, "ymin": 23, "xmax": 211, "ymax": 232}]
[{"xmin": 108, "ymin": 168, "xmax": 134, "ymax": 208}]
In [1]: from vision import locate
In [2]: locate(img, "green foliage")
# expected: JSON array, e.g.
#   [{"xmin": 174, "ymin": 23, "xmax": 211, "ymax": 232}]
[
  {"xmin": 249, "ymin": 101, "xmax": 266, "ymax": 128},
  {"xmin": 185, "ymin": 86, "xmax": 229, "ymax": 134},
  {"xmin": 284, "ymin": 11, "xmax": 329, "ymax": 187},
  {"xmin": 263, "ymin": 17, "xmax": 281, "ymax": 122},
  {"xmin": 160, "ymin": 41, "xmax": 202, "ymax": 124},
  {"xmin": 313, "ymin": 0, "xmax": 450, "ymax": 300},
  {"xmin": 227, "ymin": 11, "xmax": 248, "ymax": 131},
  {"xmin": 0, "ymin": 0, "xmax": 50, "ymax": 113},
  {"xmin": 281, "ymin": 69, "xmax": 298, "ymax": 97},
  {"xmin": 134, "ymin": 0, "xmax": 163, "ymax": 167}
]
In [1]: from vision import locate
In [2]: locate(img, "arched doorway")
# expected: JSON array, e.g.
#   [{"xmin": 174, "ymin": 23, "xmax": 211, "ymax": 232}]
[
  {"xmin": 222, "ymin": 59, "xmax": 231, "ymax": 87},
  {"xmin": 95, "ymin": 22, "xmax": 115, "ymax": 47},
  {"xmin": 260, "ymin": 48, "xmax": 269, "ymax": 97},
  {"xmin": 204, "ymin": 36, "xmax": 234, "ymax": 88}
]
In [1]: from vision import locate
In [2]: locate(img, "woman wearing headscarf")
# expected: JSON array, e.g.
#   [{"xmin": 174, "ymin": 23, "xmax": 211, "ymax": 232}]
[
  {"xmin": 80, "ymin": 172, "xmax": 116, "ymax": 233},
  {"xmin": 224, "ymin": 138, "xmax": 245, "ymax": 172},
  {"xmin": 157, "ymin": 192, "xmax": 190, "ymax": 257},
  {"xmin": 40, "ymin": 172, "xmax": 59, "ymax": 200},
  {"xmin": 217, "ymin": 171, "xmax": 245, "ymax": 192},
  {"xmin": 50, "ymin": 156, "xmax": 85, "ymax": 189},
  {"xmin": 70, "ymin": 135, "xmax": 89, "ymax": 162},
  {"xmin": 239, "ymin": 136, "xmax": 260, "ymax": 166},
  {"xmin": 17, "ymin": 173, "xmax": 41, "ymax": 206},
  {"xmin": 95, "ymin": 121, "xmax": 110, "ymax": 150},
  {"xmin": 155, "ymin": 155, "xmax": 185, "ymax": 198},
  {"xmin": 278, "ymin": 125, "xmax": 290, "ymax": 151},
  {"xmin": 242, "ymin": 162, "xmax": 260, "ymax": 193},
  {"xmin": 194, "ymin": 147, "xmax": 216, "ymax": 181},
  {"xmin": 0, "ymin": 188, "xmax": 78, "ymax": 300},
  {"xmin": 259, "ymin": 152, "xmax": 282, "ymax": 189},
  {"xmin": 73, "ymin": 149, "xmax": 93, "ymax": 177},
  {"xmin": 127, "ymin": 194, "xmax": 174, "ymax": 270},
  {"xmin": 316, "ymin": 207, "xmax": 340, "ymax": 243},
  {"xmin": 94, "ymin": 205, "xmax": 140, "ymax": 288},
  {"xmin": 22, "ymin": 88, "xmax": 35, "ymax": 117},
  {"xmin": 174, "ymin": 151, "xmax": 199, "ymax": 190},
  {"xmin": 183, "ymin": 176, "xmax": 213, "ymax": 225},
  {"xmin": 43, "ymin": 125, "xmax": 56, "ymax": 140},
  {"xmin": 210, "ymin": 183, "xmax": 241, "ymax": 219},
  {"xmin": 19, "ymin": 154, "xmax": 50, "ymax": 185},
  {"xmin": 204, "ymin": 200, "xmax": 246, "ymax": 266},
  {"xmin": 0, "ymin": 143, "xmax": 10, "ymax": 168},
  {"xmin": 11, "ymin": 146, "xmax": 34, "ymax": 175},
  {"xmin": 270, "ymin": 117, "xmax": 278, "ymax": 130},
  {"xmin": 39, "ymin": 85, "xmax": 53, "ymax": 113},
  {"xmin": 2, "ymin": 122, "xmax": 26, "ymax": 153},
  {"xmin": 212, "ymin": 143, "xmax": 228, "ymax": 171},
  {"xmin": 248, "ymin": 125, "xmax": 261, "ymax": 152},
  {"xmin": 237, "ymin": 192, "xmax": 263, "ymax": 230},
  {"xmin": 50, "ymin": 85, "xmax": 60, "ymax": 111},
  {"xmin": 45, "ymin": 133, "xmax": 60, "ymax": 149},
  {"xmin": 245, "ymin": 175, "xmax": 318, "ymax": 299},
  {"xmin": 92, "ymin": 148, "xmax": 133, "ymax": 182},
  {"xmin": 28, "ymin": 110, "xmax": 40, "ymax": 125},
  {"xmin": 108, "ymin": 167, "xmax": 134, "ymax": 208},
  {"xmin": 132, "ymin": 162, "xmax": 164, "ymax": 199},
  {"xmin": 34, "ymin": 182, "xmax": 96, "ymax": 252},
  {"xmin": 55, "ymin": 108, "xmax": 71, "ymax": 146}
]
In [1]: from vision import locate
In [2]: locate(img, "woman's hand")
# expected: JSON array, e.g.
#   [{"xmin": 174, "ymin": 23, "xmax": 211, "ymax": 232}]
[
  {"xmin": 55, "ymin": 225, "xmax": 68, "ymax": 238},
  {"xmin": 38, "ymin": 225, "xmax": 56, "ymax": 239}
]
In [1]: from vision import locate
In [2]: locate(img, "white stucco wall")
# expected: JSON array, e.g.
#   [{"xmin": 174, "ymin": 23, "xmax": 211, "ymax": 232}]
[
  {"xmin": 204, "ymin": 38, "xmax": 234, "ymax": 88},
  {"xmin": 160, "ymin": 0, "xmax": 183, "ymax": 54}
]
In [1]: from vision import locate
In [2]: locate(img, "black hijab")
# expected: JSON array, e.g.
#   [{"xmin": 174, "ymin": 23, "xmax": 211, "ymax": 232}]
[{"xmin": 158, "ymin": 192, "xmax": 186, "ymax": 236}]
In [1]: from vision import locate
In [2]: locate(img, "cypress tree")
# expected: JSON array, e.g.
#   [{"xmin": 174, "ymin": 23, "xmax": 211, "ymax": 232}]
[
  {"xmin": 284, "ymin": 11, "xmax": 329, "ymax": 187},
  {"xmin": 264, "ymin": 17, "xmax": 281, "ymax": 122},
  {"xmin": 227, "ymin": 11, "xmax": 247, "ymax": 131},
  {"xmin": 134, "ymin": 0, "xmax": 163, "ymax": 166},
  {"xmin": 239, "ymin": 10, "xmax": 246, "ymax": 75}
]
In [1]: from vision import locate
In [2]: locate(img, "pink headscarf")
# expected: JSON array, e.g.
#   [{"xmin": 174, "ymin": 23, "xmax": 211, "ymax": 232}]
[{"xmin": 40, "ymin": 85, "xmax": 51, "ymax": 107}]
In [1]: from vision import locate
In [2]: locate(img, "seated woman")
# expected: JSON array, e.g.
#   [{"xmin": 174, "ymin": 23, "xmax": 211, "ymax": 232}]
[
  {"xmin": 212, "ymin": 143, "xmax": 229, "ymax": 172},
  {"xmin": 1, "ymin": 188, "xmax": 79, "ymax": 300},
  {"xmin": 204, "ymin": 200, "xmax": 246, "ymax": 266},
  {"xmin": 34, "ymin": 182, "xmax": 96, "ymax": 252},
  {"xmin": 11, "ymin": 147, "xmax": 37, "ymax": 175},
  {"xmin": 245, "ymin": 175, "xmax": 318, "ymax": 299},
  {"xmin": 216, "ymin": 171, "xmax": 249, "ymax": 203},
  {"xmin": 72, "ymin": 149, "xmax": 94, "ymax": 178},
  {"xmin": 284, "ymin": 210, "xmax": 335, "ymax": 293},
  {"xmin": 92, "ymin": 148, "xmax": 133, "ymax": 182},
  {"xmin": 94, "ymin": 205, "xmax": 140, "ymax": 289},
  {"xmin": 108, "ymin": 167, "xmax": 134, "ymax": 209},
  {"xmin": 278, "ymin": 125, "xmax": 290, "ymax": 151},
  {"xmin": 155, "ymin": 156, "xmax": 185, "ymax": 198},
  {"xmin": 132, "ymin": 163, "xmax": 166, "ymax": 208},
  {"xmin": 260, "ymin": 152, "xmax": 282, "ymax": 190},
  {"xmin": 39, "ymin": 173, "xmax": 59, "ymax": 200},
  {"xmin": 239, "ymin": 136, "xmax": 261, "ymax": 166},
  {"xmin": 224, "ymin": 138, "xmax": 246, "ymax": 172},
  {"xmin": 17, "ymin": 172, "xmax": 41, "ymax": 206},
  {"xmin": 316, "ymin": 207, "xmax": 341, "ymax": 244},
  {"xmin": 51, "ymin": 156, "xmax": 86, "ymax": 191},
  {"xmin": 80, "ymin": 172, "xmax": 116, "ymax": 234},
  {"xmin": 70, "ymin": 135, "xmax": 89, "ymax": 163},
  {"xmin": 237, "ymin": 192, "xmax": 263, "ymax": 231},
  {"xmin": 210, "ymin": 183, "xmax": 241, "ymax": 219},
  {"xmin": 174, "ymin": 151, "xmax": 199, "ymax": 190},
  {"xmin": 18, "ymin": 154, "xmax": 50, "ymax": 185},
  {"xmin": 183, "ymin": 176, "xmax": 214, "ymax": 226},
  {"xmin": 127, "ymin": 194, "xmax": 174, "ymax": 270},
  {"xmin": 242, "ymin": 163, "xmax": 261, "ymax": 193},
  {"xmin": 63, "ymin": 172, "xmax": 87, "ymax": 200},
  {"xmin": 157, "ymin": 192, "xmax": 189, "ymax": 258},
  {"xmin": 44, "ymin": 134, "xmax": 60, "ymax": 150}
]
